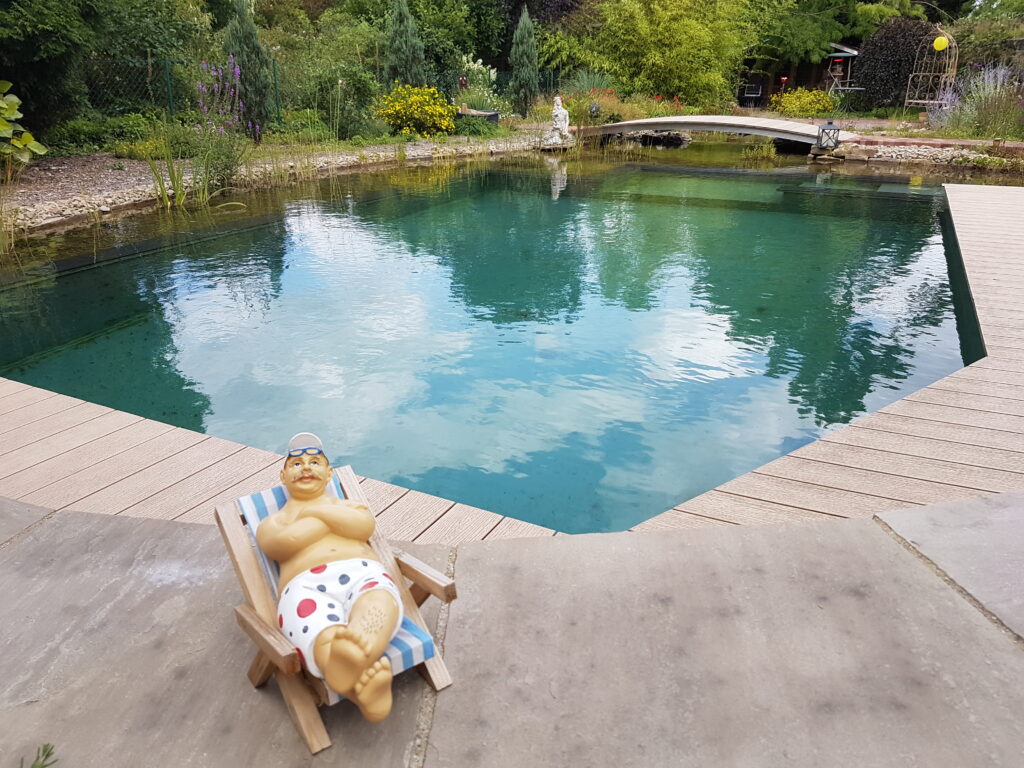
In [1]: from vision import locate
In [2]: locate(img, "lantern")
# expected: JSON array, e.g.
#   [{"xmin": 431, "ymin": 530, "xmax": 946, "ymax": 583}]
[{"xmin": 817, "ymin": 120, "xmax": 841, "ymax": 150}]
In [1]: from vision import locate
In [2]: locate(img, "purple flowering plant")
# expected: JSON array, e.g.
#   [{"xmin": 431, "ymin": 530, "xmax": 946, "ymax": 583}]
[{"xmin": 196, "ymin": 54, "xmax": 244, "ymax": 136}]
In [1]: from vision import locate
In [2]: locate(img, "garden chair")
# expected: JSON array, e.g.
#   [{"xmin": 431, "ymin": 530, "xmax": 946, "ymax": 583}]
[{"xmin": 214, "ymin": 465, "xmax": 456, "ymax": 754}]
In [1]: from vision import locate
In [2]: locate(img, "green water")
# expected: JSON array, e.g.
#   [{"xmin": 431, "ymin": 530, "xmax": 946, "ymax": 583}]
[{"xmin": 0, "ymin": 153, "xmax": 975, "ymax": 532}]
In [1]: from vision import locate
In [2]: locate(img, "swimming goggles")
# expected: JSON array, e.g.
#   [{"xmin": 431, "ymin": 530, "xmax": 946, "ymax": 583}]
[{"xmin": 288, "ymin": 446, "xmax": 325, "ymax": 458}]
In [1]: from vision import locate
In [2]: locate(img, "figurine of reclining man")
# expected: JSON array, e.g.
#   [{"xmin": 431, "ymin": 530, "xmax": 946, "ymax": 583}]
[{"xmin": 256, "ymin": 433, "xmax": 402, "ymax": 722}]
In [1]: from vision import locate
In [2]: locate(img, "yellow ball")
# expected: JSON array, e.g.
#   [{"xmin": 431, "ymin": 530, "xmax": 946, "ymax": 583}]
[{"xmin": 933, "ymin": 36, "xmax": 949, "ymax": 52}]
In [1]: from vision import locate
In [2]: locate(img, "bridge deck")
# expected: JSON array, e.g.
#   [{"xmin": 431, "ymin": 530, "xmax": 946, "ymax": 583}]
[
  {"xmin": 637, "ymin": 183, "xmax": 1024, "ymax": 532},
  {"xmin": 581, "ymin": 115, "xmax": 860, "ymax": 144}
]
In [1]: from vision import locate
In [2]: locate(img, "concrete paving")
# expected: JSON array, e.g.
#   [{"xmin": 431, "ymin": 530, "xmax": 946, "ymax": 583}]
[
  {"xmin": 0, "ymin": 497, "xmax": 52, "ymax": 545},
  {"xmin": 0, "ymin": 503, "xmax": 450, "ymax": 767},
  {"xmin": 429, "ymin": 521, "xmax": 1024, "ymax": 768},
  {"xmin": 879, "ymin": 492, "xmax": 1024, "ymax": 639},
  {"xmin": 2, "ymin": 499, "xmax": 1022, "ymax": 767}
]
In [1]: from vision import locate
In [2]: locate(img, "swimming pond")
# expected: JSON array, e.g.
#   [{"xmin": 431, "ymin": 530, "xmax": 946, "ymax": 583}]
[{"xmin": 0, "ymin": 156, "xmax": 979, "ymax": 532}]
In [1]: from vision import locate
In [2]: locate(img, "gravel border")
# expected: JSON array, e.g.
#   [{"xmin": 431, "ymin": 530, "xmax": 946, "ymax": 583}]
[{"xmin": 7, "ymin": 134, "xmax": 544, "ymax": 234}]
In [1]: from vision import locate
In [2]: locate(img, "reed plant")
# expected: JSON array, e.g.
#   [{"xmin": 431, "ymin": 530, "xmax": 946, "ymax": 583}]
[{"xmin": 740, "ymin": 137, "xmax": 778, "ymax": 162}]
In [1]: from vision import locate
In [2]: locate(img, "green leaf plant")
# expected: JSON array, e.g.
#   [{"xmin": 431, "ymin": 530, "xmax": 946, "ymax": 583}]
[{"xmin": 0, "ymin": 81, "xmax": 47, "ymax": 171}]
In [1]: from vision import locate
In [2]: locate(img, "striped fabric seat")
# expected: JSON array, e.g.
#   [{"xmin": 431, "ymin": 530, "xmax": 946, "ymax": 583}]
[{"xmin": 236, "ymin": 476, "xmax": 435, "ymax": 704}]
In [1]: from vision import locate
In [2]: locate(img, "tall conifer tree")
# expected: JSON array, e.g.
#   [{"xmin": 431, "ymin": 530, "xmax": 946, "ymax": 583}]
[
  {"xmin": 385, "ymin": 0, "xmax": 428, "ymax": 86},
  {"xmin": 509, "ymin": 6, "xmax": 539, "ymax": 118},
  {"xmin": 224, "ymin": 0, "xmax": 274, "ymax": 141}
]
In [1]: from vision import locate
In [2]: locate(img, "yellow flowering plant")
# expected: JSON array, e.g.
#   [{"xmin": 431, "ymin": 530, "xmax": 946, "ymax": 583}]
[
  {"xmin": 768, "ymin": 88, "xmax": 839, "ymax": 118},
  {"xmin": 376, "ymin": 84, "xmax": 457, "ymax": 138}
]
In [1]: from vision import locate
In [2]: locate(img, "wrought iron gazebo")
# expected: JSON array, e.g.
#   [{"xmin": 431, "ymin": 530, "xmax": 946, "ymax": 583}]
[{"xmin": 905, "ymin": 26, "xmax": 958, "ymax": 109}]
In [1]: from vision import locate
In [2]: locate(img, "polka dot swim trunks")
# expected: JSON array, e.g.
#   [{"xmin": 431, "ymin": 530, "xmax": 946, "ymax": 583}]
[{"xmin": 277, "ymin": 558, "xmax": 403, "ymax": 680}]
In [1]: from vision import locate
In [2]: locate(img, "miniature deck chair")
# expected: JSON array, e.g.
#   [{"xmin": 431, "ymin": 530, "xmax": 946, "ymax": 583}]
[{"xmin": 215, "ymin": 465, "xmax": 456, "ymax": 754}]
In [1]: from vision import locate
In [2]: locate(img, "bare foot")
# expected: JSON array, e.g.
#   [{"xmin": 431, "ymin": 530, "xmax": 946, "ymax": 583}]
[
  {"xmin": 353, "ymin": 657, "xmax": 393, "ymax": 722},
  {"xmin": 314, "ymin": 626, "xmax": 373, "ymax": 695}
]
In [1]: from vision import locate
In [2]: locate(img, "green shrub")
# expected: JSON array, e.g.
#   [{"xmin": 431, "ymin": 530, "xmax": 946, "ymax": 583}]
[
  {"xmin": 768, "ymin": 88, "xmax": 838, "ymax": 117},
  {"xmin": 108, "ymin": 113, "xmax": 151, "ymax": 142},
  {"xmin": 48, "ymin": 117, "xmax": 107, "ymax": 150},
  {"xmin": 455, "ymin": 116, "xmax": 501, "ymax": 136},
  {"xmin": 376, "ymin": 84, "xmax": 456, "ymax": 137},
  {"xmin": 113, "ymin": 136, "xmax": 166, "ymax": 159}
]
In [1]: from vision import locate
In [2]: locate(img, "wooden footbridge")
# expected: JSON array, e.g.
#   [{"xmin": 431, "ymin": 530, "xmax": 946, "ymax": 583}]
[{"xmin": 578, "ymin": 115, "xmax": 860, "ymax": 146}]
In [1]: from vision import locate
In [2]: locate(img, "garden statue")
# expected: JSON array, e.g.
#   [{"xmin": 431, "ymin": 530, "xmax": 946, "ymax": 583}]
[
  {"xmin": 542, "ymin": 95, "xmax": 574, "ymax": 148},
  {"xmin": 256, "ymin": 433, "xmax": 404, "ymax": 722}
]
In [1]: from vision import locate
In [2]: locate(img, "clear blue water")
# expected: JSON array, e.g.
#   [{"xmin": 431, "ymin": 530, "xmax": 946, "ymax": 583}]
[{"xmin": 0, "ymin": 156, "xmax": 974, "ymax": 532}]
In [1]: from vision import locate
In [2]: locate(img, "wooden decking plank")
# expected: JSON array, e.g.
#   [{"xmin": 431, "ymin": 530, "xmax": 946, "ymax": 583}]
[
  {"xmin": 850, "ymin": 411, "xmax": 1024, "ymax": 452},
  {"xmin": 119, "ymin": 445, "xmax": 282, "ymax": 520},
  {"xmin": 956, "ymin": 366, "xmax": 1024, "ymax": 387},
  {"xmin": 979, "ymin": 320, "xmax": 1024, "ymax": 336},
  {"xmin": 0, "ymin": 378, "xmax": 30, "ymax": 399},
  {"xmin": 790, "ymin": 440, "xmax": 1024, "ymax": 493},
  {"xmin": 176, "ymin": 461, "xmax": 286, "ymax": 524},
  {"xmin": 985, "ymin": 346, "xmax": 1024, "ymax": 361},
  {"xmin": 632, "ymin": 506, "xmax": 738, "ymax": 531},
  {"xmin": 983, "ymin": 332, "xmax": 1024, "ymax": 349},
  {"xmin": 0, "ymin": 401, "xmax": 113, "ymax": 460},
  {"xmin": 68, "ymin": 436, "xmax": 244, "ymax": 515},
  {"xmin": 0, "ymin": 385, "xmax": 59, "ymax": 416},
  {"xmin": 967, "ymin": 285, "xmax": 1024, "ymax": 300},
  {"xmin": 0, "ymin": 418, "xmax": 177, "ymax": 499},
  {"xmin": 714, "ymin": 472, "xmax": 918, "ymax": 518},
  {"xmin": 484, "ymin": 516, "xmax": 556, "ymax": 539},
  {"xmin": 359, "ymin": 476, "xmax": 409, "ymax": 514},
  {"xmin": 17, "ymin": 426, "xmax": 204, "ymax": 508},
  {"xmin": 754, "ymin": 455, "xmax": 984, "ymax": 505},
  {"xmin": 0, "ymin": 392, "xmax": 83, "ymax": 435},
  {"xmin": 0, "ymin": 408, "xmax": 140, "ymax": 481},
  {"xmin": 880, "ymin": 398, "xmax": 1024, "ymax": 433},
  {"xmin": 414, "ymin": 503, "xmax": 503, "ymax": 545},
  {"xmin": 373, "ymin": 489, "xmax": 455, "ymax": 542},
  {"xmin": 969, "ymin": 356, "xmax": 1024, "ymax": 374},
  {"xmin": 672, "ymin": 490, "xmax": 824, "ymax": 526},
  {"xmin": 926, "ymin": 375, "xmax": 1024, "ymax": 402},
  {"xmin": 907, "ymin": 387, "xmax": 1024, "ymax": 416},
  {"xmin": 823, "ymin": 424, "xmax": 1024, "ymax": 472}
]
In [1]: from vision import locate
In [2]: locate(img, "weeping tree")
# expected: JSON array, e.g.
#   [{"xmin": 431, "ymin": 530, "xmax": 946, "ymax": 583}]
[
  {"xmin": 855, "ymin": 17, "xmax": 936, "ymax": 108},
  {"xmin": 225, "ymin": 0, "xmax": 275, "ymax": 140},
  {"xmin": 385, "ymin": 0, "xmax": 427, "ymax": 85},
  {"xmin": 509, "ymin": 6, "xmax": 540, "ymax": 117}
]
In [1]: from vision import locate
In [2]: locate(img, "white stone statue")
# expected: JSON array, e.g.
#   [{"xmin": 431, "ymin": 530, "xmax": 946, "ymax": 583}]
[
  {"xmin": 552, "ymin": 96, "xmax": 570, "ymax": 138},
  {"xmin": 541, "ymin": 96, "xmax": 574, "ymax": 149}
]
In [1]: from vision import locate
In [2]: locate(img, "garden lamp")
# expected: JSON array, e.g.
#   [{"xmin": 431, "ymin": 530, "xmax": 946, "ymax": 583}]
[{"xmin": 817, "ymin": 120, "xmax": 841, "ymax": 150}]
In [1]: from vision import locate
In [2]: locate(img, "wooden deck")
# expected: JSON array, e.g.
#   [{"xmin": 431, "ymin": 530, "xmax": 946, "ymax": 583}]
[
  {"xmin": 2, "ymin": 183, "xmax": 1022, "ymax": 541},
  {"xmin": 0, "ymin": 381, "xmax": 554, "ymax": 544},
  {"xmin": 637, "ymin": 183, "xmax": 1024, "ymax": 531}
]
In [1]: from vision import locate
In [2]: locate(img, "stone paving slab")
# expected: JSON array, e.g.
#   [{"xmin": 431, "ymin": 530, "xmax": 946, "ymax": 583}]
[
  {"xmin": 878, "ymin": 492, "xmax": 1024, "ymax": 639},
  {"xmin": 0, "ymin": 497, "xmax": 52, "ymax": 544},
  {"xmin": 428, "ymin": 520, "xmax": 1024, "ymax": 768},
  {"xmin": 0, "ymin": 508, "xmax": 449, "ymax": 767}
]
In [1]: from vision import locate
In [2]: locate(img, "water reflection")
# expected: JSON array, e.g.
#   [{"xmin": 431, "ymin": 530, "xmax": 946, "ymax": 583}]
[{"xmin": 0, "ymin": 160, "xmax": 967, "ymax": 532}]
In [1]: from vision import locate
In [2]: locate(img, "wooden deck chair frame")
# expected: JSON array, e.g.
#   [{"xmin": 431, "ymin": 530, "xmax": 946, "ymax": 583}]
[{"xmin": 215, "ymin": 465, "xmax": 456, "ymax": 754}]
